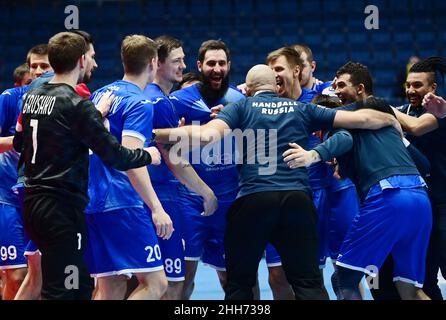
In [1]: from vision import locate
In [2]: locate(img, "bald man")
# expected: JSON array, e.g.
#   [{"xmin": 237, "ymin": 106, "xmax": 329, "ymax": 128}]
[{"xmin": 153, "ymin": 64, "xmax": 403, "ymax": 300}]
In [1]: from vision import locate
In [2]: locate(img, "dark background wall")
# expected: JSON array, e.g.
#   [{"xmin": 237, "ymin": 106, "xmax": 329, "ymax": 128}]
[{"xmin": 0, "ymin": 0, "xmax": 444, "ymax": 104}]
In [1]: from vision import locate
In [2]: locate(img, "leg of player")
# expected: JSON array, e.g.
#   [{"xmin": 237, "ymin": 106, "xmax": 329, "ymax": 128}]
[
  {"xmin": 128, "ymin": 270, "xmax": 168, "ymax": 300},
  {"xmin": 2, "ymin": 268, "xmax": 26, "ymax": 300},
  {"xmin": 182, "ymin": 260, "xmax": 198, "ymax": 299},
  {"xmin": 395, "ymin": 281, "xmax": 430, "ymax": 300},
  {"xmin": 337, "ymin": 267, "xmax": 364, "ymax": 300},
  {"xmin": 267, "ymin": 266, "xmax": 294, "ymax": 300},
  {"xmin": 161, "ymin": 281, "xmax": 183, "ymax": 300},
  {"xmin": 95, "ymin": 275, "xmax": 127, "ymax": 300},
  {"xmin": 14, "ymin": 253, "xmax": 42, "ymax": 300}
]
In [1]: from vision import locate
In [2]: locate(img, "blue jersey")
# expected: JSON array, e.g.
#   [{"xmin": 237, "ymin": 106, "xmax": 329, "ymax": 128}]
[
  {"xmin": 298, "ymin": 88, "xmax": 318, "ymax": 103},
  {"xmin": 86, "ymin": 80, "xmax": 153, "ymax": 213},
  {"xmin": 170, "ymin": 84, "xmax": 245, "ymax": 195},
  {"xmin": 312, "ymin": 81, "xmax": 335, "ymax": 96},
  {"xmin": 0, "ymin": 86, "xmax": 27, "ymax": 135},
  {"xmin": 0, "ymin": 86, "xmax": 27, "ymax": 207},
  {"xmin": 143, "ymin": 83, "xmax": 178, "ymax": 186}
]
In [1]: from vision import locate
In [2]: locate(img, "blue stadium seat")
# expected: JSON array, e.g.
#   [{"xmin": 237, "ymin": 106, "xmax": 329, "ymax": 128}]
[
  {"xmin": 78, "ymin": 2, "xmax": 99, "ymax": 22},
  {"xmin": 167, "ymin": 0, "xmax": 189, "ymax": 18},
  {"xmin": 297, "ymin": 0, "xmax": 320, "ymax": 14},
  {"xmin": 418, "ymin": 47, "xmax": 441, "ymax": 59},
  {"xmin": 369, "ymin": 31, "xmax": 391, "ymax": 44},
  {"xmin": 348, "ymin": 33, "xmax": 369, "ymax": 46},
  {"xmin": 233, "ymin": 0, "xmax": 254, "ymax": 15},
  {"xmin": 416, "ymin": 31, "xmax": 436, "ymax": 45},
  {"xmin": 350, "ymin": 50, "xmax": 373, "ymax": 64},
  {"xmin": 257, "ymin": 35, "xmax": 278, "ymax": 54},
  {"xmin": 432, "ymin": 1, "xmax": 446, "ymax": 10},
  {"xmin": 375, "ymin": 69, "xmax": 397, "ymax": 86},
  {"xmin": 394, "ymin": 48, "xmax": 419, "ymax": 65},
  {"xmin": 123, "ymin": 1, "xmax": 144, "ymax": 20},
  {"xmin": 373, "ymin": 50, "xmax": 394, "ymax": 65},
  {"xmin": 393, "ymin": 32, "xmax": 414, "ymax": 44},
  {"xmin": 323, "ymin": 18, "xmax": 344, "ymax": 31},
  {"xmin": 328, "ymin": 51, "xmax": 350, "ymax": 66},
  {"xmin": 374, "ymin": 86, "xmax": 394, "ymax": 100},
  {"xmin": 277, "ymin": 0, "xmax": 297, "ymax": 16},
  {"xmin": 322, "ymin": 0, "xmax": 345, "ymax": 13},
  {"xmin": 324, "ymin": 33, "xmax": 346, "ymax": 48},
  {"xmin": 302, "ymin": 34, "xmax": 323, "ymax": 48},
  {"xmin": 253, "ymin": 0, "xmax": 275, "ymax": 16},
  {"xmin": 144, "ymin": 0, "xmax": 167, "ymax": 18},
  {"xmin": 391, "ymin": 18, "xmax": 412, "ymax": 31},
  {"xmin": 0, "ymin": 0, "xmax": 439, "ymax": 106}
]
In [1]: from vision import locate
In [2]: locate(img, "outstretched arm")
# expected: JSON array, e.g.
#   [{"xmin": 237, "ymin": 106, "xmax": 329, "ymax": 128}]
[
  {"xmin": 158, "ymin": 143, "xmax": 218, "ymax": 216},
  {"xmin": 73, "ymin": 96, "xmax": 153, "ymax": 171},
  {"xmin": 122, "ymin": 136, "xmax": 173, "ymax": 240},
  {"xmin": 333, "ymin": 109, "xmax": 402, "ymax": 135},
  {"xmin": 153, "ymin": 119, "xmax": 231, "ymax": 146},
  {"xmin": 393, "ymin": 107, "xmax": 439, "ymax": 136}
]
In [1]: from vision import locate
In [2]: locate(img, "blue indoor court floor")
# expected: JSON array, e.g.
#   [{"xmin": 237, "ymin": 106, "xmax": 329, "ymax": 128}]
[{"xmin": 191, "ymin": 258, "xmax": 446, "ymax": 300}]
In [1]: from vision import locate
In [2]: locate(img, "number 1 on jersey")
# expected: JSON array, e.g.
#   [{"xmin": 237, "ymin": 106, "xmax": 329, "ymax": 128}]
[{"xmin": 30, "ymin": 119, "xmax": 38, "ymax": 164}]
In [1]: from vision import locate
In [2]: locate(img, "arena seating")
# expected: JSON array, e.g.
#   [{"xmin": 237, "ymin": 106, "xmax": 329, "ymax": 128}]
[{"xmin": 0, "ymin": 0, "xmax": 443, "ymax": 105}]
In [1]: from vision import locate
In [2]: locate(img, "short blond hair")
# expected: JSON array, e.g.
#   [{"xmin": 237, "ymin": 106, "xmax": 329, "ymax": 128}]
[
  {"xmin": 266, "ymin": 47, "xmax": 304, "ymax": 70},
  {"xmin": 121, "ymin": 35, "xmax": 158, "ymax": 75}
]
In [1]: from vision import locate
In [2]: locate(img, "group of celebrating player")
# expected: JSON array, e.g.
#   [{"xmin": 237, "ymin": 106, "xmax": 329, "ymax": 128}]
[{"xmin": 0, "ymin": 29, "xmax": 445, "ymax": 300}]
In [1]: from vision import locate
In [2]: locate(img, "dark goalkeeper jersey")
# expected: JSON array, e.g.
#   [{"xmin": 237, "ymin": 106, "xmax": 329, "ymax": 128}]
[{"xmin": 14, "ymin": 83, "xmax": 152, "ymax": 206}]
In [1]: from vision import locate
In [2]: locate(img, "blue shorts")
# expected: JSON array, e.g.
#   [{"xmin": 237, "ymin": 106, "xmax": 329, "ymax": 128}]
[
  {"xmin": 24, "ymin": 240, "xmax": 40, "ymax": 256},
  {"xmin": 85, "ymin": 207, "xmax": 164, "ymax": 278},
  {"xmin": 326, "ymin": 185, "xmax": 359, "ymax": 260},
  {"xmin": 0, "ymin": 203, "xmax": 28, "ymax": 269},
  {"xmin": 336, "ymin": 187, "xmax": 432, "ymax": 287},
  {"xmin": 264, "ymin": 188, "xmax": 331, "ymax": 268},
  {"xmin": 150, "ymin": 185, "xmax": 185, "ymax": 281},
  {"xmin": 264, "ymin": 243, "xmax": 281, "ymax": 267},
  {"xmin": 180, "ymin": 188, "xmax": 235, "ymax": 271}
]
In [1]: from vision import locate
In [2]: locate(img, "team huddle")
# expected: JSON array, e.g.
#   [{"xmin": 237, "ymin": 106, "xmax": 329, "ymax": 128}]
[{"xmin": 0, "ymin": 30, "xmax": 445, "ymax": 300}]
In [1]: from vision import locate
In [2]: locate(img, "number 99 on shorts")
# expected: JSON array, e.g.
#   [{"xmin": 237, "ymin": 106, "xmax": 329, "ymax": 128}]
[{"xmin": 1, "ymin": 246, "xmax": 17, "ymax": 261}]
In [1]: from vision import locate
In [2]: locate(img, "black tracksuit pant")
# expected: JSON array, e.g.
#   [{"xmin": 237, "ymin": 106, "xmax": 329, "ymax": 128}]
[
  {"xmin": 23, "ymin": 194, "xmax": 94, "ymax": 300},
  {"xmin": 223, "ymin": 190, "xmax": 328, "ymax": 300}
]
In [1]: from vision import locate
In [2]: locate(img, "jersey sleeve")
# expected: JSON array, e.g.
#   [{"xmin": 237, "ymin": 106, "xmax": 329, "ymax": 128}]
[
  {"xmin": 71, "ymin": 99, "xmax": 153, "ymax": 171},
  {"xmin": 335, "ymin": 103, "xmax": 358, "ymax": 111},
  {"xmin": 216, "ymin": 101, "xmax": 243, "ymax": 129},
  {"xmin": 152, "ymin": 98, "xmax": 179, "ymax": 129},
  {"xmin": 304, "ymin": 103, "xmax": 337, "ymax": 132},
  {"xmin": 121, "ymin": 98, "xmax": 153, "ymax": 143},
  {"xmin": 170, "ymin": 94, "xmax": 190, "ymax": 120}
]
